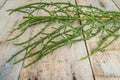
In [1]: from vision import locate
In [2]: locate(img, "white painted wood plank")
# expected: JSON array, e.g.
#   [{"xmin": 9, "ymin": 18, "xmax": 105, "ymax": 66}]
[
  {"xmin": 0, "ymin": 0, "xmax": 41, "ymax": 80},
  {"xmin": 113, "ymin": 0, "xmax": 120, "ymax": 9},
  {"xmin": 76, "ymin": 0, "xmax": 120, "ymax": 80},
  {"xmin": 18, "ymin": 0, "xmax": 94, "ymax": 80},
  {"xmin": 0, "ymin": 0, "xmax": 8, "ymax": 9}
]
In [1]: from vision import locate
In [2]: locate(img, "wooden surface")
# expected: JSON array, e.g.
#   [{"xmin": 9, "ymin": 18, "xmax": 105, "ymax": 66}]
[{"xmin": 0, "ymin": 0, "xmax": 120, "ymax": 80}]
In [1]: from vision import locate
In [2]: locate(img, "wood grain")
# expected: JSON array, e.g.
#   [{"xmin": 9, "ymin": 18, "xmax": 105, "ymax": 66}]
[
  {"xmin": 0, "ymin": 0, "xmax": 120, "ymax": 80},
  {"xmin": 76, "ymin": 0, "xmax": 120, "ymax": 80},
  {"xmin": 0, "ymin": 0, "xmax": 41, "ymax": 80},
  {"xmin": 18, "ymin": 0, "xmax": 94, "ymax": 80},
  {"xmin": 113, "ymin": 0, "xmax": 120, "ymax": 9},
  {"xmin": 0, "ymin": 0, "xmax": 8, "ymax": 9}
]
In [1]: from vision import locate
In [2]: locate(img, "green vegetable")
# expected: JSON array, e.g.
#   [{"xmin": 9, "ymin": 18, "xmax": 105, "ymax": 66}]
[{"xmin": 6, "ymin": 2, "xmax": 120, "ymax": 67}]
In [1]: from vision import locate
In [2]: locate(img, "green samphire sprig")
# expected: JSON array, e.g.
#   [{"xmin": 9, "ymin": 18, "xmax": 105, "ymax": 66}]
[{"xmin": 6, "ymin": 2, "xmax": 120, "ymax": 67}]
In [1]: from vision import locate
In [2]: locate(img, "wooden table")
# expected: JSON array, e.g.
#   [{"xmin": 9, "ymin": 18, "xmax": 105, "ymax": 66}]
[{"xmin": 0, "ymin": 0, "xmax": 120, "ymax": 80}]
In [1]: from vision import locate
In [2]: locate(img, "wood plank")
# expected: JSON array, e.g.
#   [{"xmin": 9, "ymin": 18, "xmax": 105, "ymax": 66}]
[
  {"xmin": 0, "ymin": 0, "xmax": 41, "ymax": 80},
  {"xmin": 76, "ymin": 0, "xmax": 120, "ymax": 80},
  {"xmin": 0, "ymin": 0, "xmax": 8, "ymax": 9},
  {"xmin": 113, "ymin": 0, "xmax": 120, "ymax": 9},
  {"xmin": 18, "ymin": 0, "xmax": 94, "ymax": 80}
]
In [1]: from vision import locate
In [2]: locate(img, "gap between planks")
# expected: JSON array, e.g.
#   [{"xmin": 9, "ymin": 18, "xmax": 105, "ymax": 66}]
[
  {"xmin": 76, "ymin": 0, "xmax": 120, "ymax": 80},
  {"xmin": 112, "ymin": 0, "xmax": 120, "ymax": 10},
  {"xmin": 0, "ymin": 0, "xmax": 9, "ymax": 9},
  {"xmin": 20, "ymin": 0, "xmax": 93, "ymax": 80},
  {"xmin": 74, "ymin": 0, "xmax": 96, "ymax": 80}
]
